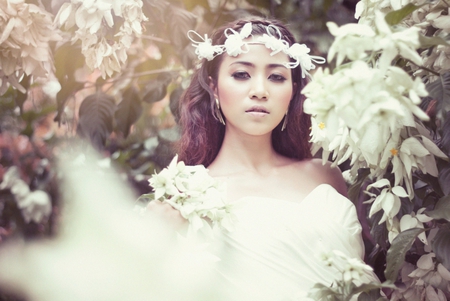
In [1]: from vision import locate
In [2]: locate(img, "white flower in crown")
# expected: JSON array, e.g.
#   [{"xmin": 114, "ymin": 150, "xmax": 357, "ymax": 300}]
[
  {"xmin": 223, "ymin": 22, "xmax": 253, "ymax": 57},
  {"xmin": 257, "ymin": 34, "xmax": 288, "ymax": 54},
  {"xmin": 187, "ymin": 30, "xmax": 224, "ymax": 61},
  {"xmin": 286, "ymin": 43, "xmax": 326, "ymax": 78},
  {"xmin": 186, "ymin": 22, "xmax": 326, "ymax": 76}
]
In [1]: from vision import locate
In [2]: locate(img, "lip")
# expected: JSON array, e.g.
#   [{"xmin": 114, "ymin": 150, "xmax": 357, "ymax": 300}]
[{"xmin": 245, "ymin": 106, "xmax": 270, "ymax": 115}]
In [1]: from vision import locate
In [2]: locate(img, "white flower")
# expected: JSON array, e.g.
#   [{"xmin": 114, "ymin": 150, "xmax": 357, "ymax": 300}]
[
  {"xmin": 54, "ymin": 0, "xmax": 147, "ymax": 78},
  {"xmin": 16, "ymin": 190, "xmax": 52, "ymax": 224},
  {"xmin": 257, "ymin": 34, "xmax": 288, "ymax": 55},
  {"xmin": 147, "ymin": 155, "xmax": 235, "ymax": 237},
  {"xmin": 196, "ymin": 39, "xmax": 221, "ymax": 60},
  {"xmin": 0, "ymin": 0, "xmax": 61, "ymax": 95},
  {"xmin": 327, "ymin": 21, "xmax": 376, "ymax": 66},
  {"xmin": 187, "ymin": 31, "xmax": 224, "ymax": 61},
  {"xmin": 0, "ymin": 152, "xmax": 224, "ymax": 301},
  {"xmin": 0, "ymin": 166, "xmax": 21, "ymax": 190},
  {"xmin": 223, "ymin": 22, "xmax": 252, "ymax": 57},
  {"xmin": 373, "ymin": 11, "xmax": 422, "ymax": 70},
  {"xmin": 285, "ymin": 43, "xmax": 326, "ymax": 78},
  {"xmin": 365, "ymin": 179, "xmax": 408, "ymax": 225},
  {"xmin": 391, "ymin": 136, "xmax": 439, "ymax": 197},
  {"xmin": 148, "ymin": 155, "xmax": 183, "ymax": 199},
  {"xmin": 318, "ymin": 250, "xmax": 373, "ymax": 282}
]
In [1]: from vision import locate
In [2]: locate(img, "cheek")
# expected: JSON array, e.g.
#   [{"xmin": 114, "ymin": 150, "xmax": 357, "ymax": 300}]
[{"xmin": 217, "ymin": 78, "xmax": 247, "ymax": 102}]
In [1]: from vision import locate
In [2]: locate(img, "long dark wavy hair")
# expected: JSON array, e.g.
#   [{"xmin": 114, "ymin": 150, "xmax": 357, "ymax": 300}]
[{"xmin": 176, "ymin": 16, "xmax": 312, "ymax": 166}]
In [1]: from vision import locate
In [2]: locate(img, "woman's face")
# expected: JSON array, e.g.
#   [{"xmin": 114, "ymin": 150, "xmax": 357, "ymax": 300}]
[{"xmin": 212, "ymin": 37, "xmax": 294, "ymax": 137}]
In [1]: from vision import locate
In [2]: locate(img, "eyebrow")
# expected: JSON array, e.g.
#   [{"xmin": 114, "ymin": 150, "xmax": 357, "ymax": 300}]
[{"xmin": 229, "ymin": 61, "xmax": 287, "ymax": 69}]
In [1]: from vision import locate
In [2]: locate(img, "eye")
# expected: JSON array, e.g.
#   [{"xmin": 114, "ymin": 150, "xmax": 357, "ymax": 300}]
[
  {"xmin": 231, "ymin": 71, "xmax": 250, "ymax": 80},
  {"xmin": 269, "ymin": 74, "xmax": 287, "ymax": 82}
]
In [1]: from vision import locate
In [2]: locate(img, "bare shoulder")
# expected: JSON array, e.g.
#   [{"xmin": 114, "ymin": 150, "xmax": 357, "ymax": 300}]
[{"xmin": 292, "ymin": 158, "xmax": 348, "ymax": 198}]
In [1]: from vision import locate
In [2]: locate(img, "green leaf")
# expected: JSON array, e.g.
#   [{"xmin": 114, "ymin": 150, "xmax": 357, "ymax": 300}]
[
  {"xmin": 354, "ymin": 281, "xmax": 396, "ymax": 301},
  {"xmin": 166, "ymin": 5, "xmax": 196, "ymax": 50},
  {"xmin": 426, "ymin": 72, "xmax": 450, "ymax": 116},
  {"xmin": 115, "ymin": 87, "xmax": 143, "ymax": 138},
  {"xmin": 142, "ymin": 72, "xmax": 173, "ymax": 103},
  {"xmin": 441, "ymin": 112, "xmax": 450, "ymax": 156},
  {"xmin": 77, "ymin": 93, "xmax": 115, "ymax": 149},
  {"xmin": 307, "ymin": 283, "xmax": 340, "ymax": 301},
  {"xmin": 169, "ymin": 86, "xmax": 184, "ymax": 123},
  {"xmin": 348, "ymin": 168, "xmax": 371, "ymax": 205},
  {"xmin": 438, "ymin": 162, "xmax": 450, "ymax": 196},
  {"xmin": 384, "ymin": 228, "xmax": 425, "ymax": 282},
  {"xmin": 53, "ymin": 43, "xmax": 85, "ymax": 124},
  {"xmin": 431, "ymin": 225, "xmax": 450, "ymax": 271},
  {"xmin": 426, "ymin": 195, "xmax": 450, "ymax": 221},
  {"xmin": 385, "ymin": 4, "xmax": 421, "ymax": 26},
  {"xmin": 419, "ymin": 35, "xmax": 450, "ymax": 48}
]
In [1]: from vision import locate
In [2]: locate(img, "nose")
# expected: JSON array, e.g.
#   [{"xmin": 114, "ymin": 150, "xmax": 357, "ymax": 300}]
[{"xmin": 249, "ymin": 76, "xmax": 269, "ymax": 100}]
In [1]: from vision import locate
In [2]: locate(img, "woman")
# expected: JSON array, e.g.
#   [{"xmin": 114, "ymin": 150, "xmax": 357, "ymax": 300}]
[{"xmin": 149, "ymin": 17, "xmax": 378, "ymax": 300}]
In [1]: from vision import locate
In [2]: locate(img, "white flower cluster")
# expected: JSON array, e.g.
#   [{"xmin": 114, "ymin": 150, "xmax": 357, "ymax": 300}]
[
  {"xmin": 188, "ymin": 22, "xmax": 325, "ymax": 78},
  {"xmin": 322, "ymin": 250, "xmax": 374, "ymax": 282},
  {"xmin": 391, "ymin": 253, "xmax": 450, "ymax": 301},
  {"xmin": 309, "ymin": 250, "xmax": 375, "ymax": 300},
  {"xmin": 355, "ymin": 0, "xmax": 428, "ymax": 26},
  {"xmin": 0, "ymin": 166, "xmax": 52, "ymax": 224},
  {"xmin": 356, "ymin": 1, "xmax": 450, "ymax": 80},
  {"xmin": 303, "ymin": 11, "xmax": 447, "ymax": 203},
  {"xmin": 0, "ymin": 0, "xmax": 61, "ymax": 95},
  {"xmin": 407, "ymin": 1, "xmax": 450, "ymax": 79},
  {"xmin": 148, "ymin": 155, "xmax": 235, "ymax": 237},
  {"xmin": 54, "ymin": 0, "xmax": 148, "ymax": 78}
]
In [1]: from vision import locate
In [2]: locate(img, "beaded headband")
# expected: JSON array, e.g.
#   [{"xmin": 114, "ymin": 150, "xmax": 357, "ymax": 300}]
[{"xmin": 187, "ymin": 22, "xmax": 326, "ymax": 78}]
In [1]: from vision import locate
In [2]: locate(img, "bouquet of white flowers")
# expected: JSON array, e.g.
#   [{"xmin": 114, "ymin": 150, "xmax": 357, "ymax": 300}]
[{"xmin": 144, "ymin": 155, "xmax": 235, "ymax": 237}]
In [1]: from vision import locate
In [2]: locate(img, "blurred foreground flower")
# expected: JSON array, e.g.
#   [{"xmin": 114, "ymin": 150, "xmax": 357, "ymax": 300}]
[
  {"xmin": 0, "ymin": 149, "xmax": 224, "ymax": 301},
  {"xmin": 0, "ymin": 166, "xmax": 52, "ymax": 224}
]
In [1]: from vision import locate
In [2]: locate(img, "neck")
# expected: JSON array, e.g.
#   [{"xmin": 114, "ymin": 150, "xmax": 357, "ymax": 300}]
[{"xmin": 208, "ymin": 129, "xmax": 284, "ymax": 176}]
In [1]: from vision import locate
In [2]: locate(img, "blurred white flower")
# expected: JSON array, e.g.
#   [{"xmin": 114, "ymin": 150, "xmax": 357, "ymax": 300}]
[
  {"xmin": 0, "ymin": 150, "xmax": 224, "ymax": 301},
  {"xmin": 0, "ymin": 0, "xmax": 61, "ymax": 95},
  {"xmin": 327, "ymin": 21, "xmax": 376, "ymax": 66},
  {"xmin": 373, "ymin": 11, "xmax": 422, "ymax": 70},
  {"xmin": 16, "ymin": 190, "xmax": 52, "ymax": 224},
  {"xmin": 0, "ymin": 166, "xmax": 52, "ymax": 224}
]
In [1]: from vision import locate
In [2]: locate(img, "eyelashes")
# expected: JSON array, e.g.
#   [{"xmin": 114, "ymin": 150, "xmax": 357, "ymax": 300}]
[
  {"xmin": 231, "ymin": 71, "xmax": 250, "ymax": 80},
  {"xmin": 231, "ymin": 71, "xmax": 287, "ymax": 82}
]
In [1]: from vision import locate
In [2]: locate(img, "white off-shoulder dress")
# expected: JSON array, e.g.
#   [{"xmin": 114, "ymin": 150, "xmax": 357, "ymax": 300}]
[{"xmin": 211, "ymin": 183, "xmax": 379, "ymax": 301}]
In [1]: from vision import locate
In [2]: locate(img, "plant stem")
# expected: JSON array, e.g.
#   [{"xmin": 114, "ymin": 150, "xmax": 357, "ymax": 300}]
[{"xmin": 406, "ymin": 59, "xmax": 440, "ymax": 76}]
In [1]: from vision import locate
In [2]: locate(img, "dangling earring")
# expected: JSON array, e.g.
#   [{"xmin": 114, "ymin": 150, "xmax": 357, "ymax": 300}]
[
  {"xmin": 281, "ymin": 111, "xmax": 288, "ymax": 131},
  {"xmin": 214, "ymin": 98, "xmax": 226, "ymax": 125}
]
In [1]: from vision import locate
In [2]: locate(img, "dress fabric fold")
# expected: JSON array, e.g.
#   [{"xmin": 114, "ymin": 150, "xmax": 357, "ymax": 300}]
[{"xmin": 211, "ymin": 184, "xmax": 378, "ymax": 301}]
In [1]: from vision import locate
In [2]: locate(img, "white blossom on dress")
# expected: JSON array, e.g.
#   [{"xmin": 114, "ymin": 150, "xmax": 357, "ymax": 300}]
[{"xmin": 148, "ymin": 155, "xmax": 235, "ymax": 237}]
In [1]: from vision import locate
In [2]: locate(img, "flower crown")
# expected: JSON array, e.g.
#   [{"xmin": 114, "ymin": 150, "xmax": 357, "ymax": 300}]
[{"xmin": 187, "ymin": 22, "xmax": 326, "ymax": 78}]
